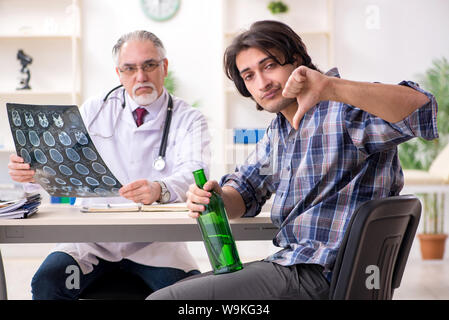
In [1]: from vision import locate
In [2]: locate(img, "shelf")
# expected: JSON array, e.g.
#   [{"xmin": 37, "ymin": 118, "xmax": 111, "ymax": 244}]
[
  {"xmin": 0, "ymin": 34, "xmax": 80, "ymax": 39},
  {"xmin": 0, "ymin": 90, "xmax": 80, "ymax": 96},
  {"xmin": 0, "ymin": 149, "xmax": 15, "ymax": 154},
  {"xmin": 0, "ymin": 91, "xmax": 82, "ymax": 105}
]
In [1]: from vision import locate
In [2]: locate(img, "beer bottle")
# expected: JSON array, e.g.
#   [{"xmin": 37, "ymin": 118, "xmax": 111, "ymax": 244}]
[{"xmin": 192, "ymin": 169, "xmax": 243, "ymax": 274}]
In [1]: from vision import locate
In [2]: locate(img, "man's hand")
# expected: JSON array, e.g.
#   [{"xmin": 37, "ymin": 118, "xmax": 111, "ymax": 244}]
[
  {"xmin": 8, "ymin": 154, "xmax": 35, "ymax": 183},
  {"xmin": 119, "ymin": 179, "xmax": 161, "ymax": 205},
  {"xmin": 186, "ymin": 180, "xmax": 222, "ymax": 219},
  {"xmin": 282, "ymin": 65, "xmax": 331, "ymax": 130}
]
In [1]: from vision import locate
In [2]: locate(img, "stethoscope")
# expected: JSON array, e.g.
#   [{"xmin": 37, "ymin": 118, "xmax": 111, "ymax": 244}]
[{"xmin": 101, "ymin": 85, "xmax": 173, "ymax": 171}]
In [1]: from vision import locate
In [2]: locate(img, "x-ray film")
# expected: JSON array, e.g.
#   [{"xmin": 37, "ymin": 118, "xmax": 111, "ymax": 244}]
[{"xmin": 7, "ymin": 103, "xmax": 122, "ymax": 197}]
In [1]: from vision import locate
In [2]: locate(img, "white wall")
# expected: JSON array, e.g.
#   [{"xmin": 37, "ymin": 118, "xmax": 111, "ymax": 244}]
[
  {"xmin": 81, "ymin": 0, "xmax": 449, "ymax": 98},
  {"xmin": 81, "ymin": 0, "xmax": 225, "ymax": 177},
  {"xmin": 334, "ymin": 0, "xmax": 449, "ymax": 83},
  {"xmin": 82, "ymin": 0, "xmax": 224, "ymax": 100}
]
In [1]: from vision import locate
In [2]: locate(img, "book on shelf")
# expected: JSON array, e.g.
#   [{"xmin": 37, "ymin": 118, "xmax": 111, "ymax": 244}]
[{"xmin": 81, "ymin": 202, "xmax": 188, "ymax": 213}]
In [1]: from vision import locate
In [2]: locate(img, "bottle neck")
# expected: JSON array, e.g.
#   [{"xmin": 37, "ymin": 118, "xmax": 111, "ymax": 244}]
[{"xmin": 193, "ymin": 169, "xmax": 207, "ymax": 189}]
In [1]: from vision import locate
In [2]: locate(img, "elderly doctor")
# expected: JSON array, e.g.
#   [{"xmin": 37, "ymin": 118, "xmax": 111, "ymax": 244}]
[{"xmin": 7, "ymin": 30, "xmax": 211, "ymax": 299}]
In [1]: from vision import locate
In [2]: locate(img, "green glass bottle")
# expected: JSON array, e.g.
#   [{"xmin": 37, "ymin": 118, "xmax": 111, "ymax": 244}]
[{"xmin": 192, "ymin": 169, "xmax": 243, "ymax": 274}]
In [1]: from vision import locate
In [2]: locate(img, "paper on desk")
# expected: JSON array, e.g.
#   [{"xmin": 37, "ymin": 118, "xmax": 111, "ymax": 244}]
[
  {"xmin": 81, "ymin": 202, "xmax": 188, "ymax": 213},
  {"xmin": 0, "ymin": 194, "xmax": 41, "ymax": 219}
]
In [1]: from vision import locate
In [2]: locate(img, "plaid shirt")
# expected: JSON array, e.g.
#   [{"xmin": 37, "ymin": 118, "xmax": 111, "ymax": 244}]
[{"xmin": 221, "ymin": 68, "xmax": 438, "ymax": 281}]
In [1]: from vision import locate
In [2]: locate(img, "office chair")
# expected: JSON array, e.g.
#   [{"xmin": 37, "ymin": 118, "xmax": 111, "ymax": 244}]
[
  {"xmin": 79, "ymin": 269, "xmax": 151, "ymax": 300},
  {"xmin": 329, "ymin": 195, "xmax": 421, "ymax": 300}
]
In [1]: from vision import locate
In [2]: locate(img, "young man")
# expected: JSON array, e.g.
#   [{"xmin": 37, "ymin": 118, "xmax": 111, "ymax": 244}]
[
  {"xmin": 147, "ymin": 20, "xmax": 438, "ymax": 300},
  {"xmin": 8, "ymin": 30, "xmax": 211, "ymax": 299}
]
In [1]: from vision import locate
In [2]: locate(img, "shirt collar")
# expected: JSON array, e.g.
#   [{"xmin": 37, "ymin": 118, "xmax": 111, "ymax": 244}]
[{"xmin": 325, "ymin": 67, "xmax": 340, "ymax": 78}]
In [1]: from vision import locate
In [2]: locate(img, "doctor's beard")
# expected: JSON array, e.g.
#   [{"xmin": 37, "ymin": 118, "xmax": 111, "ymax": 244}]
[{"xmin": 132, "ymin": 82, "xmax": 158, "ymax": 106}]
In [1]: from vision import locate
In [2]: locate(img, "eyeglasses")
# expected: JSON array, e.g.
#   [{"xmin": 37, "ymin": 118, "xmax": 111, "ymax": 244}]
[{"xmin": 118, "ymin": 59, "xmax": 164, "ymax": 76}]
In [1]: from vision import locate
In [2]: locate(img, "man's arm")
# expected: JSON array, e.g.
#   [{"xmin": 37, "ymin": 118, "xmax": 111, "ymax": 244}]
[
  {"xmin": 283, "ymin": 66, "xmax": 430, "ymax": 130},
  {"xmin": 325, "ymin": 78, "xmax": 429, "ymax": 123},
  {"xmin": 221, "ymin": 185, "xmax": 246, "ymax": 219}
]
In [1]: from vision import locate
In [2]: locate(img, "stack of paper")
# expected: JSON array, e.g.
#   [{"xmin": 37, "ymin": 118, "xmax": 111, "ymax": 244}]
[{"xmin": 0, "ymin": 194, "xmax": 42, "ymax": 219}]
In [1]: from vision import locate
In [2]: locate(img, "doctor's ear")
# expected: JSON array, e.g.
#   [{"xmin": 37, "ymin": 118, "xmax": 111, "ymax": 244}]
[
  {"xmin": 163, "ymin": 58, "xmax": 168, "ymax": 77},
  {"xmin": 115, "ymin": 67, "xmax": 121, "ymax": 78}
]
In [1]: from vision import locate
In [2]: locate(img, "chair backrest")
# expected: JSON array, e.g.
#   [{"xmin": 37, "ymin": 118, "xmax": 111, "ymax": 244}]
[{"xmin": 329, "ymin": 195, "xmax": 421, "ymax": 300}]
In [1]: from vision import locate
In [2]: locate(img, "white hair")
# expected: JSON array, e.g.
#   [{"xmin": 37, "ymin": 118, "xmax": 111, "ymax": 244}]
[{"xmin": 112, "ymin": 30, "xmax": 166, "ymax": 66}]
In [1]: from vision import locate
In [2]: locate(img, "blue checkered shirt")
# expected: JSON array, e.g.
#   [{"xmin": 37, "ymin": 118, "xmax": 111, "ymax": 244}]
[{"xmin": 220, "ymin": 68, "xmax": 438, "ymax": 281}]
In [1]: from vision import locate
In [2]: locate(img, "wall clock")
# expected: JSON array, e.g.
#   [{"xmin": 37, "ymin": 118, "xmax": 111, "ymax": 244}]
[{"xmin": 141, "ymin": 0, "xmax": 181, "ymax": 22}]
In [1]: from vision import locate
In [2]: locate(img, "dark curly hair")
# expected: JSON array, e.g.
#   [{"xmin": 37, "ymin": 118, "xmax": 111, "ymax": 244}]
[{"xmin": 224, "ymin": 20, "xmax": 320, "ymax": 110}]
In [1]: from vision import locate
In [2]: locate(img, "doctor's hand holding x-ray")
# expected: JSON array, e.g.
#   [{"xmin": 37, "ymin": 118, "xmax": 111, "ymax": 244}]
[
  {"xmin": 9, "ymin": 33, "xmax": 210, "ymax": 206},
  {"xmin": 8, "ymin": 30, "xmax": 211, "ymax": 300},
  {"xmin": 8, "ymin": 38, "xmax": 163, "ymax": 204}
]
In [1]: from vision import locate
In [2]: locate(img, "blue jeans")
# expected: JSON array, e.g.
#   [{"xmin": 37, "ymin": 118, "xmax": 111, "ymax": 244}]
[{"xmin": 31, "ymin": 251, "xmax": 200, "ymax": 300}]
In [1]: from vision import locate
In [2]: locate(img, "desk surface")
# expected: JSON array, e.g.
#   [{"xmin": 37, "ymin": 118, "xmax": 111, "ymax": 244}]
[{"xmin": 0, "ymin": 204, "xmax": 277, "ymax": 243}]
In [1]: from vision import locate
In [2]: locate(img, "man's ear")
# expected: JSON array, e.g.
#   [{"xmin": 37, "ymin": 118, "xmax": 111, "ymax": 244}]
[
  {"xmin": 115, "ymin": 67, "xmax": 121, "ymax": 78},
  {"xmin": 293, "ymin": 54, "xmax": 302, "ymax": 68}
]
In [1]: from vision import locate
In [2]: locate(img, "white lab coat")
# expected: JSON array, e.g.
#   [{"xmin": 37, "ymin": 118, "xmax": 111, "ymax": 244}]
[{"xmin": 26, "ymin": 87, "xmax": 211, "ymax": 274}]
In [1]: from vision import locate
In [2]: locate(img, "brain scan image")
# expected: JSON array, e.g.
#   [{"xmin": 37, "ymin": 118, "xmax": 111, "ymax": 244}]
[
  {"xmin": 82, "ymin": 147, "xmax": 97, "ymax": 161},
  {"xmin": 52, "ymin": 113, "xmax": 64, "ymax": 128},
  {"xmin": 55, "ymin": 177, "xmax": 67, "ymax": 185},
  {"xmin": 43, "ymin": 166, "xmax": 57, "ymax": 176},
  {"xmin": 16, "ymin": 130, "xmax": 26, "ymax": 146},
  {"xmin": 29, "ymin": 131, "xmax": 40, "ymax": 147},
  {"xmin": 43, "ymin": 131, "xmax": 56, "ymax": 147},
  {"xmin": 12, "ymin": 110, "xmax": 21, "ymax": 126},
  {"xmin": 102, "ymin": 176, "xmax": 117, "ymax": 186},
  {"xmin": 38, "ymin": 112, "xmax": 49, "ymax": 128},
  {"xmin": 59, "ymin": 164, "xmax": 73, "ymax": 176},
  {"xmin": 34, "ymin": 149, "xmax": 48, "ymax": 164},
  {"xmin": 7, "ymin": 103, "xmax": 123, "ymax": 197},
  {"xmin": 58, "ymin": 131, "xmax": 72, "ymax": 146},
  {"xmin": 75, "ymin": 163, "xmax": 90, "ymax": 175},
  {"xmin": 24, "ymin": 112, "xmax": 35, "ymax": 127},
  {"xmin": 75, "ymin": 131, "xmax": 89, "ymax": 145},
  {"xmin": 70, "ymin": 177, "xmax": 82, "ymax": 186},
  {"xmin": 92, "ymin": 162, "xmax": 106, "ymax": 174},
  {"xmin": 49, "ymin": 148, "xmax": 64, "ymax": 163},
  {"xmin": 66, "ymin": 148, "xmax": 80, "ymax": 162},
  {"xmin": 86, "ymin": 176, "xmax": 99, "ymax": 186}
]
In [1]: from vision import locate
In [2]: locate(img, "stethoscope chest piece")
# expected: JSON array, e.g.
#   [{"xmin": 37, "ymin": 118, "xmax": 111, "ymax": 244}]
[{"xmin": 153, "ymin": 156, "xmax": 166, "ymax": 171}]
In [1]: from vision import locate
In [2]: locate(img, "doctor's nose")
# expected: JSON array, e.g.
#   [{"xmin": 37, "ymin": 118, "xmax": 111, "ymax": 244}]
[{"xmin": 135, "ymin": 68, "xmax": 149, "ymax": 82}]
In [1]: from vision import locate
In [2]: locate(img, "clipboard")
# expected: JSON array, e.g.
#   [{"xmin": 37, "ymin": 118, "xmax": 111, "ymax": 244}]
[{"xmin": 81, "ymin": 202, "xmax": 189, "ymax": 213}]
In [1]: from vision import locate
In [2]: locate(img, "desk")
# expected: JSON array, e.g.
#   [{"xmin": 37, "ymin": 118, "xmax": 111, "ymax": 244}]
[{"xmin": 0, "ymin": 204, "xmax": 277, "ymax": 299}]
